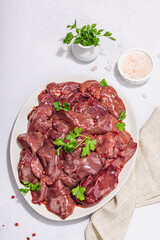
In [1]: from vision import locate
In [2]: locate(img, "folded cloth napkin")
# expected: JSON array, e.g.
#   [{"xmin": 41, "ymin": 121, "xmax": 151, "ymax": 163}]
[{"xmin": 85, "ymin": 106, "xmax": 160, "ymax": 240}]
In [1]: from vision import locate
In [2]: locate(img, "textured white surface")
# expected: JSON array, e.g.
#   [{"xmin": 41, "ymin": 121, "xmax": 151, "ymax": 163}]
[{"xmin": 0, "ymin": 0, "xmax": 160, "ymax": 240}]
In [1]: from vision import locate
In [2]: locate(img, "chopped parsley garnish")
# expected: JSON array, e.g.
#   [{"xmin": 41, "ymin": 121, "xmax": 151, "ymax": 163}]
[
  {"xmin": 116, "ymin": 110, "xmax": 126, "ymax": 131},
  {"xmin": 54, "ymin": 127, "xmax": 97, "ymax": 156},
  {"xmin": 99, "ymin": 79, "xmax": 107, "ymax": 87},
  {"xmin": 53, "ymin": 101, "xmax": 70, "ymax": 112},
  {"xmin": 118, "ymin": 110, "xmax": 126, "ymax": 121},
  {"xmin": 19, "ymin": 180, "xmax": 41, "ymax": 194},
  {"xmin": 72, "ymin": 185, "xmax": 86, "ymax": 201},
  {"xmin": 116, "ymin": 122, "xmax": 126, "ymax": 131}
]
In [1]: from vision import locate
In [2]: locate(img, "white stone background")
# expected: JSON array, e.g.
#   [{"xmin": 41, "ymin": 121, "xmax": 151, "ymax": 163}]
[{"xmin": 0, "ymin": 0, "xmax": 160, "ymax": 239}]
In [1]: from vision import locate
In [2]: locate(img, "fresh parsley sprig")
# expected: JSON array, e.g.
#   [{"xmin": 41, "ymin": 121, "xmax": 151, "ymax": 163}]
[
  {"xmin": 71, "ymin": 185, "xmax": 86, "ymax": 201},
  {"xmin": 116, "ymin": 110, "xmax": 126, "ymax": 131},
  {"xmin": 19, "ymin": 180, "xmax": 41, "ymax": 193},
  {"xmin": 53, "ymin": 102, "xmax": 70, "ymax": 112},
  {"xmin": 63, "ymin": 20, "xmax": 116, "ymax": 47},
  {"xmin": 54, "ymin": 127, "xmax": 97, "ymax": 157}
]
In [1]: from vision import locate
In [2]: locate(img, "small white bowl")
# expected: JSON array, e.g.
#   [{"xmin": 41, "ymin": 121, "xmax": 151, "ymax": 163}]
[
  {"xmin": 71, "ymin": 43, "xmax": 100, "ymax": 62},
  {"xmin": 118, "ymin": 48, "xmax": 154, "ymax": 85}
]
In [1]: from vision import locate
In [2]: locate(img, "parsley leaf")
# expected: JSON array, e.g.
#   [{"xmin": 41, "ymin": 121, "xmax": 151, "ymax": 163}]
[
  {"xmin": 91, "ymin": 23, "xmax": 97, "ymax": 30},
  {"xmin": 63, "ymin": 102, "xmax": 71, "ymax": 111},
  {"xmin": 116, "ymin": 122, "xmax": 126, "ymax": 131},
  {"xmin": 118, "ymin": 110, "xmax": 126, "ymax": 121},
  {"xmin": 67, "ymin": 20, "xmax": 77, "ymax": 29},
  {"xmin": 31, "ymin": 182, "xmax": 41, "ymax": 191},
  {"xmin": 97, "ymin": 29, "xmax": 104, "ymax": 35},
  {"xmin": 109, "ymin": 37, "xmax": 116, "ymax": 41},
  {"xmin": 81, "ymin": 139, "xmax": 90, "ymax": 157},
  {"xmin": 65, "ymin": 131, "xmax": 77, "ymax": 141},
  {"xmin": 53, "ymin": 102, "xmax": 70, "ymax": 112},
  {"xmin": 20, "ymin": 180, "xmax": 30, "ymax": 187},
  {"xmin": 19, "ymin": 180, "xmax": 41, "ymax": 193},
  {"xmin": 63, "ymin": 32, "xmax": 74, "ymax": 44},
  {"xmin": 54, "ymin": 138, "xmax": 65, "ymax": 146},
  {"xmin": 63, "ymin": 139, "xmax": 77, "ymax": 153},
  {"xmin": 19, "ymin": 188, "xmax": 30, "ymax": 193},
  {"xmin": 74, "ymin": 37, "xmax": 82, "ymax": 44},
  {"xmin": 99, "ymin": 79, "xmax": 107, "ymax": 87},
  {"xmin": 53, "ymin": 102, "xmax": 62, "ymax": 111},
  {"xmin": 65, "ymin": 127, "xmax": 82, "ymax": 141},
  {"xmin": 81, "ymin": 139, "xmax": 97, "ymax": 157},
  {"xmin": 72, "ymin": 185, "xmax": 86, "ymax": 201},
  {"xmin": 74, "ymin": 126, "xmax": 82, "ymax": 136},
  {"xmin": 89, "ymin": 139, "xmax": 97, "ymax": 151},
  {"xmin": 103, "ymin": 31, "xmax": 112, "ymax": 36}
]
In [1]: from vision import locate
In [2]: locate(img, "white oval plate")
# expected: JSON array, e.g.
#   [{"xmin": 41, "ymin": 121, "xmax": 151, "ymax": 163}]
[{"xmin": 10, "ymin": 75, "xmax": 138, "ymax": 221}]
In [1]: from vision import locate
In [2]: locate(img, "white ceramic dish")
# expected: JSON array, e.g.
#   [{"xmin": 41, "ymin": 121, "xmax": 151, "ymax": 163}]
[
  {"xmin": 118, "ymin": 48, "xmax": 153, "ymax": 85},
  {"xmin": 71, "ymin": 43, "xmax": 100, "ymax": 62},
  {"xmin": 10, "ymin": 74, "xmax": 138, "ymax": 221}
]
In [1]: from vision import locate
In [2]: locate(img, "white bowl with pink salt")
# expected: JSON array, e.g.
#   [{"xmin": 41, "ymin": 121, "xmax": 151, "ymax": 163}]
[{"xmin": 118, "ymin": 49, "xmax": 153, "ymax": 85}]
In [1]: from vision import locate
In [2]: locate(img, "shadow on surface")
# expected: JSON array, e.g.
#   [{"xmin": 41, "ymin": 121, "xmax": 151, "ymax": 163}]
[
  {"xmin": 56, "ymin": 45, "xmax": 96, "ymax": 65},
  {"xmin": 7, "ymin": 122, "xmax": 89, "ymax": 227},
  {"xmin": 113, "ymin": 63, "xmax": 147, "ymax": 88}
]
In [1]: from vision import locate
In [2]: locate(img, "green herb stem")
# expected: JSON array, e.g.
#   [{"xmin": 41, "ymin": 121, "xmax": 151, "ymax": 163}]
[{"xmin": 76, "ymin": 136, "xmax": 90, "ymax": 149}]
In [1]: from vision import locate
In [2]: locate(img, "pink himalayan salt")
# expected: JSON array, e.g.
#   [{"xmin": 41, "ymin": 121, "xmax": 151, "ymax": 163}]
[
  {"xmin": 142, "ymin": 93, "xmax": 147, "ymax": 99},
  {"xmin": 121, "ymin": 51, "xmax": 152, "ymax": 80},
  {"xmin": 91, "ymin": 65, "xmax": 98, "ymax": 71}
]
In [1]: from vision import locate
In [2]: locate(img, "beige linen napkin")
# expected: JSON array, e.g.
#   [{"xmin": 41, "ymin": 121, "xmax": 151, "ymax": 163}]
[{"xmin": 86, "ymin": 106, "xmax": 160, "ymax": 240}]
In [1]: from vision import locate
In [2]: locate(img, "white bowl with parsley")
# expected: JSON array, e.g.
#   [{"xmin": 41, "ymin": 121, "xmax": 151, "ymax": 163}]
[{"xmin": 63, "ymin": 20, "xmax": 116, "ymax": 62}]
